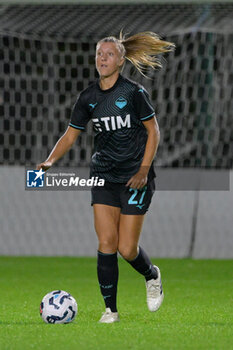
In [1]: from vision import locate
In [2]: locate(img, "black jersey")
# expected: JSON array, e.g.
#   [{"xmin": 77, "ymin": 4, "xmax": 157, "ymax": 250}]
[{"xmin": 69, "ymin": 74, "xmax": 156, "ymax": 183}]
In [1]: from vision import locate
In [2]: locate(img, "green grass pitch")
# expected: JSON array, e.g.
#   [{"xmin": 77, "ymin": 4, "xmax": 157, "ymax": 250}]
[{"xmin": 0, "ymin": 257, "xmax": 232, "ymax": 350}]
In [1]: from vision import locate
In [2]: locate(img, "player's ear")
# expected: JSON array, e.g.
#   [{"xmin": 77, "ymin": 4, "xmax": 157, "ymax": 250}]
[{"xmin": 118, "ymin": 56, "xmax": 125, "ymax": 68}]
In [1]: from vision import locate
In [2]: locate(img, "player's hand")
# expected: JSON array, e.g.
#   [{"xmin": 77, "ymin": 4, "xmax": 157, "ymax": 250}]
[
  {"xmin": 36, "ymin": 161, "xmax": 52, "ymax": 171},
  {"xmin": 126, "ymin": 167, "xmax": 148, "ymax": 189}
]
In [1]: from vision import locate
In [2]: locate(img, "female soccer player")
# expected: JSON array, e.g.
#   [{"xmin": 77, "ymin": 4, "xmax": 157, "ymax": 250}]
[{"xmin": 37, "ymin": 32, "xmax": 175, "ymax": 323}]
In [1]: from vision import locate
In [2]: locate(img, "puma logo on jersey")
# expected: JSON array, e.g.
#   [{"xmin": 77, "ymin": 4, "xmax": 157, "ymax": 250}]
[
  {"xmin": 93, "ymin": 114, "xmax": 131, "ymax": 132},
  {"xmin": 89, "ymin": 102, "xmax": 98, "ymax": 109}
]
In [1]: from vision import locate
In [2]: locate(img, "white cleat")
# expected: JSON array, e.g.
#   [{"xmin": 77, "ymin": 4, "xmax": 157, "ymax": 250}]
[
  {"xmin": 99, "ymin": 308, "xmax": 120, "ymax": 323},
  {"xmin": 146, "ymin": 265, "xmax": 164, "ymax": 312}
]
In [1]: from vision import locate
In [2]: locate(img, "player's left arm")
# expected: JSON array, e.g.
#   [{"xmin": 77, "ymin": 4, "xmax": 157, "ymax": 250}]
[
  {"xmin": 140, "ymin": 116, "xmax": 160, "ymax": 170},
  {"xmin": 126, "ymin": 116, "xmax": 160, "ymax": 189}
]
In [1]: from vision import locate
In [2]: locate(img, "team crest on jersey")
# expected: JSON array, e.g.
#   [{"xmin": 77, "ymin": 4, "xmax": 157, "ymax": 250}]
[{"xmin": 115, "ymin": 97, "xmax": 127, "ymax": 109}]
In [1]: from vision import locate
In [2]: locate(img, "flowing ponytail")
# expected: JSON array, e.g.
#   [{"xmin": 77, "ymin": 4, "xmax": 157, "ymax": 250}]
[{"xmin": 97, "ymin": 31, "xmax": 175, "ymax": 77}]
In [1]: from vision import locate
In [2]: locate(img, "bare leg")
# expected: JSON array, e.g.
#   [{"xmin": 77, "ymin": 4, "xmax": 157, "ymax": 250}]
[
  {"xmin": 93, "ymin": 204, "xmax": 120, "ymax": 253},
  {"xmin": 118, "ymin": 214, "xmax": 145, "ymax": 260}
]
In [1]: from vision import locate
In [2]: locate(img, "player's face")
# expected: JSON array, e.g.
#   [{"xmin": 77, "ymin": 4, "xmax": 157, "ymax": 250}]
[{"xmin": 95, "ymin": 42, "xmax": 124, "ymax": 78}]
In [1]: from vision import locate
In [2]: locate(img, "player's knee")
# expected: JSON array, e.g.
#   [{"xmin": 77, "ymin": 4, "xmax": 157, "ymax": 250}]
[
  {"xmin": 98, "ymin": 236, "xmax": 118, "ymax": 253},
  {"xmin": 118, "ymin": 246, "xmax": 138, "ymax": 261}
]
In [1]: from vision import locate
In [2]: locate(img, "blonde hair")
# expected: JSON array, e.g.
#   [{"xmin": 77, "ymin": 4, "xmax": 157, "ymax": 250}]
[{"xmin": 97, "ymin": 31, "xmax": 175, "ymax": 77}]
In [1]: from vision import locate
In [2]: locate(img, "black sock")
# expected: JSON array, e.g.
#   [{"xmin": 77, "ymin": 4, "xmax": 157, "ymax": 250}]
[
  {"xmin": 126, "ymin": 246, "xmax": 158, "ymax": 281},
  {"xmin": 97, "ymin": 251, "xmax": 118, "ymax": 312}
]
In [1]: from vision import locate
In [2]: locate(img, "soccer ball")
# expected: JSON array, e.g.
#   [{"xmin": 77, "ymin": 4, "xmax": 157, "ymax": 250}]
[{"xmin": 40, "ymin": 290, "xmax": 77, "ymax": 324}]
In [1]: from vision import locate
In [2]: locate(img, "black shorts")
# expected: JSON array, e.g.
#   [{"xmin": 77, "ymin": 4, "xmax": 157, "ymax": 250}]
[{"xmin": 91, "ymin": 178, "xmax": 155, "ymax": 215}]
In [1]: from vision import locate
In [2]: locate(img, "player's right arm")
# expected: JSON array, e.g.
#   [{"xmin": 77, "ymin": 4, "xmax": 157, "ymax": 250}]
[{"xmin": 36, "ymin": 126, "xmax": 81, "ymax": 171}]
